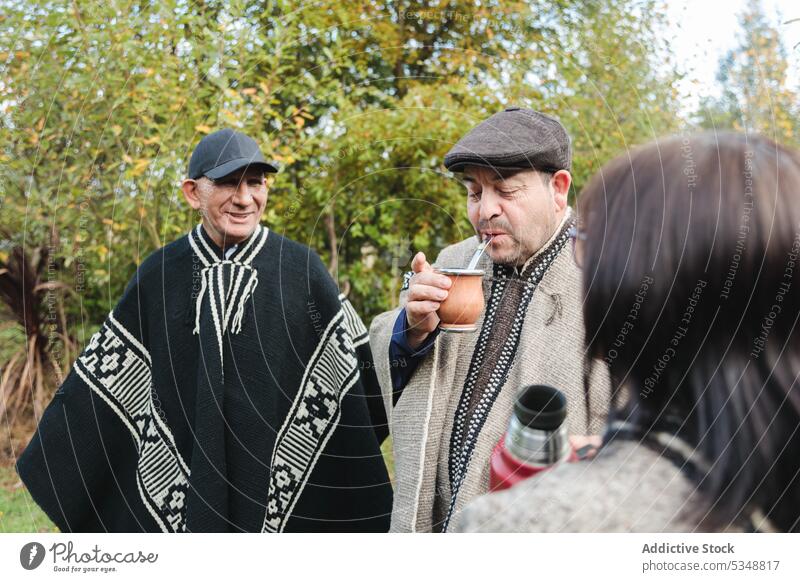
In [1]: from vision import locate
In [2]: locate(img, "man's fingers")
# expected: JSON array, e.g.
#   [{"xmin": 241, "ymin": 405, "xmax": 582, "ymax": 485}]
[
  {"xmin": 569, "ymin": 435, "xmax": 602, "ymax": 449},
  {"xmin": 406, "ymin": 251, "xmax": 451, "ymax": 336},
  {"xmin": 411, "ymin": 252, "xmax": 429, "ymax": 273},
  {"xmin": 406, "ymin": 300, "xmax": 442, "ymax": 319},
  {"xmin": 411, "ymin": 270, "xmax": 452, "ymax": 290},
  {"xmin": 408, "ymin": 284, "xmax": 449, "ymax": 303},
  {"xmin": 569, "ymin": 435, "xmax": 602, "ymax": 460},
  {"xmin": 407, "ymin": 303, "xmax": 440, "ymax": 322}
]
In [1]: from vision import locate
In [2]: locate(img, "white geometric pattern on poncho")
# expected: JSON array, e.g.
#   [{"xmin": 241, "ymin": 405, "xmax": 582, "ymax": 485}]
[
  {"xmin": 339, "ymin": 293, "xmax": 369, "ymax": 348},
  {"xmin": 262, "ymin": 306, "xmax": 361, "ymax": 532},
  {"xmin": 74, "ymin": 312, "xmax": 190, "ymax": 533}
]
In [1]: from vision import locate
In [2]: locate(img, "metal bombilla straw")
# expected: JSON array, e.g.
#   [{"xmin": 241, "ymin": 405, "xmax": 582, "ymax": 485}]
[{"xmin": 466, "ymin": 234, "xmax": 493, "ymax": 270}]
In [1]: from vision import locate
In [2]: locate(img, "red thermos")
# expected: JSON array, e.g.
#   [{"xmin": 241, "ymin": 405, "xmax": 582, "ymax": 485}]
[{"xmin": 489, "ymin": 384, "xmax": 574, "ymax": 492}]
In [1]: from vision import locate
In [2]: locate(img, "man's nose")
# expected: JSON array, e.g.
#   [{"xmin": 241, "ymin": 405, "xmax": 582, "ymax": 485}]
[
  {"xmin": 232, "ymin": 182, "xmax": 253, "ymax": 205},
  {"xmin": 479, "ymin": 190, "xmax": 502, "ymax": 221}
]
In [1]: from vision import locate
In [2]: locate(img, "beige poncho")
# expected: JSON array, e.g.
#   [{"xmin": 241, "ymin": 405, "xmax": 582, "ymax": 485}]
[{"xmin": 370, "ymin": 210, "xmax": 612, "ymax": 532}]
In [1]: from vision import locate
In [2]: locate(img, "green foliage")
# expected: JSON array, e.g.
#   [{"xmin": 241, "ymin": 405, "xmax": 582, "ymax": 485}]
[
  {"xmin": 0, "ymin": 0, "xmax": 681, "ymax": 340},
  {"xmin": 696, "ymin": 0, "xmax": 799, "ymax": 146},
  {"xmin": 544, "ymin": 1, "xmax": 682, "ymax": 190}
]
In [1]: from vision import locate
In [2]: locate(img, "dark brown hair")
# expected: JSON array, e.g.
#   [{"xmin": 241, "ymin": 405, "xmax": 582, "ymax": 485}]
[{"xmin": 578, "ymin": 132, "xmax": 800, "ymax": 532}]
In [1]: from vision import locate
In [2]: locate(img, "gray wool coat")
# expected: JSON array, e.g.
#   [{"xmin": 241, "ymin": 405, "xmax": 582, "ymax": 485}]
[
  {"xmin": 369, "ymin": 212, "xmax": 613, "ymax": 532},
  {"xmin": 453, "ymin": 439, "xmax": 778, "ymax": 533}
]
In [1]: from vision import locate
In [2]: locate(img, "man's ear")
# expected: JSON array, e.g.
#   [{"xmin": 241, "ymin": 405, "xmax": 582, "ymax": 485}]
[
  {"xmin": 550, "ymin": 170, "xmax": 571, "ymax": 212},
  {"xmin": 181, "ymin": 179, "xmax": 202, "ymax": 210}
]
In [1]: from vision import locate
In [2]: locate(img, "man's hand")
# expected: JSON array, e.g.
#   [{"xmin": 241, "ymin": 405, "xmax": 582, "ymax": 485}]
[
  {"xmin": 405, "ymin": 252, "xmax": 452, "ymax": 350},
  {"xmin": 569, "ymin": 435, "xmax": 602, "ymax": 460}
]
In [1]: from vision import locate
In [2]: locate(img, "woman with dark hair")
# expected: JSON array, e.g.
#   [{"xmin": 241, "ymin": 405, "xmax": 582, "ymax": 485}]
[{"xmin": 455, "ymin": 132, "xmax": 800, "ymax": 532}]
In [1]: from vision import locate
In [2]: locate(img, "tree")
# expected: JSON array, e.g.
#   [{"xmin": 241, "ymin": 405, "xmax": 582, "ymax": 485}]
[
  {"xmin": 279, "ymin": 0, "xmax": 682, "ymax": 314},
  {"xmin": 697, "ymin": 0, "xmax": 799, "ymax": 146}
]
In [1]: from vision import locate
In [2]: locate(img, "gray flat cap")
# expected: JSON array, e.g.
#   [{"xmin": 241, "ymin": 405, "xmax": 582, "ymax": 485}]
[{"xmin": 444, "ymin": 107, "xmax": 572, "ymax": 173}]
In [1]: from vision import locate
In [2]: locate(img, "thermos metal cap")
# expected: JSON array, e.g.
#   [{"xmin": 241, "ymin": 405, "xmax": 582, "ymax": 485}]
[{"xmin": 514, "ymin": 384, "xmax": 567, "ymax": 430}]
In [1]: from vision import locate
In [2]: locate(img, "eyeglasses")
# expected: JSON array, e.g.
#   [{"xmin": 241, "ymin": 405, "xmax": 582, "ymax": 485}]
[{"xmin": 567, "ymin": 225, "xmax": 586, "ymax": 268}]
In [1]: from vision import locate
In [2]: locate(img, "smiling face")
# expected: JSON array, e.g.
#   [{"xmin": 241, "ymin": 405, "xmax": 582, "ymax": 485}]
[
  {"xmin": 181, "ymin": 166, "xmax": 268, "ymax": 248},
  {"xmin": 463, "ymin": 165, "xmax": 571, "ymax": 266}
]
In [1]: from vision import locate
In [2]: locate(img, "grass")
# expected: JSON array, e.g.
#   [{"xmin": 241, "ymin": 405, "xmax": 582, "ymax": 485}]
[{"xmin": 0, "ymin": 463, "xmax": 58, "ymax": 532}]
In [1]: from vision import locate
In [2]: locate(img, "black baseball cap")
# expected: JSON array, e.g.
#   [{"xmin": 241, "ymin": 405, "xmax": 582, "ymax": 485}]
[
  {"xmin": 188, "ymin": 128, "xmax": 278, "ymax": 180},
  {"xmin": 444, "ymin": 108, "xmax": 572, "ymax": 173}
]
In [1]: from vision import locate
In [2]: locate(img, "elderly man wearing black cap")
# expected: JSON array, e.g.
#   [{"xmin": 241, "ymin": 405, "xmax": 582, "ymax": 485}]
[
  {"xmin": 17, "ymin": 128, "xmax": 393, "ymax": 532},
  {"xmin": 369, "ymin": 109, "xmax": 612, "ymax": 532}
]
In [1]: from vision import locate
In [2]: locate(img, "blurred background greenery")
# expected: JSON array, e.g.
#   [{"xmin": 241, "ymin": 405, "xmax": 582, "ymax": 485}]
[{"xmin": 0, "ymin": 0, "xmax": 798, "ymax": 532}]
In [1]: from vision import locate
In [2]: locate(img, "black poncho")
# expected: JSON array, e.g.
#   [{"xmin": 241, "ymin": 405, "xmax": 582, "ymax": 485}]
[{"xmin": 17, "ymin": 225, "xmax": 393, "ymax": 532}]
